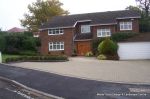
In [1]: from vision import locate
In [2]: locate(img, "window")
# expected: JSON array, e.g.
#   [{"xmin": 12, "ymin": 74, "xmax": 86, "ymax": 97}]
[
  {"xmin": 48, "ymin": 28, "xmax": 64, "ymax": 35},
  {"xmin": 97, "ymin": 29, "xmax": 111, "ymax": 37},
  {"xmin": 120, "ymin": 22, "xmax": 132, "ymax": 30},
  {"xmin": 49, "ymin": 42, "xmax": 64, "ymax": 51},
  {"xmin": 81, "ymin": 25, "xmax": 91, "ymax": 33}
]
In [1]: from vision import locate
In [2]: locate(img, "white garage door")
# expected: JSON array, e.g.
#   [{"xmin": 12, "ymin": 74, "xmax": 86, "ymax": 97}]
[{"xmin": 118, "ymin": 42, "xmax": 150, "ymax": 60}]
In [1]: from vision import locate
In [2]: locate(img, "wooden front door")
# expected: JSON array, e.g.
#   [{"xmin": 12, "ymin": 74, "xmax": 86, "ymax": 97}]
[{"xmin": 77, "ymin": 41, "xmax": 91, "ymax": 56}]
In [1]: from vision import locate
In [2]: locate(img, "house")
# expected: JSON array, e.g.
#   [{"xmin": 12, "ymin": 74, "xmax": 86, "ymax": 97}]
[
  {"xmin": 7, "ymin": 27, "xmax": 25, "ymax": 33},
  {"xmin": 39, "ymin": 10, "xmax": 140, "ymax": 56}
]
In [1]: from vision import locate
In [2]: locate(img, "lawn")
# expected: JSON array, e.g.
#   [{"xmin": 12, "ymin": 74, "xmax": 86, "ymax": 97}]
[{"xmin": 2, "ymin": 54, "xmax": 21, "ymax": 63}]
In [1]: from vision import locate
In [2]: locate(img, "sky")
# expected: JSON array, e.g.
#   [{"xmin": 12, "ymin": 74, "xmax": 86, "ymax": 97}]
[{"xmin": 0, "ymin": 0, "xmax": 137, "ymax": 30}]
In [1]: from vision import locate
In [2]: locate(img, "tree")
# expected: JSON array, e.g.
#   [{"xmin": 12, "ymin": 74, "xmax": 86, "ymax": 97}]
[
  {"xmin": 126, "ymin": 5, "xmax": 150, "ymax": 32},
  {"xmin": 126, "ymin": 5, "xmax": 142, "ymax": 12},
  {"xmin": 136, "ymin": 0, "xmax": 150, "ymax": 17},
  {"xmin": 20, "ymin": 0, "xmax": 69, "ymax": 32}
]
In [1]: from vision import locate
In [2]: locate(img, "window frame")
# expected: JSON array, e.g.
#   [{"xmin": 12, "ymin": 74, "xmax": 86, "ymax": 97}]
[
  {"xmin": 49, "ymin": 42, "xmax": 64, "ymax": 51},
  {"xmin": 119, "ymin": 21, "xmax": 132, "ymax": 31},
  {"xmin": 97, "ymin": 29, "xmax": 111, "ymax": 37},
  {"xmin": 48, "ymin": 28, "xmax": 64, "ymax": 35},
  {"xmin": 81, "ymin": 25, "xmax": 91, "ymax": 33}
]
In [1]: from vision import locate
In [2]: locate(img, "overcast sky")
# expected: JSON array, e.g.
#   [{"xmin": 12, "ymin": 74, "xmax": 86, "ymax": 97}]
[{"xmin": 0, "ymin": 0, "xmax": 137, "ymax": 30}]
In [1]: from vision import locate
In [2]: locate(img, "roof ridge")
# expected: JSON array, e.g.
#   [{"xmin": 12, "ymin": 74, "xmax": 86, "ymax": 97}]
[{"xmin": 56, "ymin": 10, "xmax": 133, "ymax": 17}]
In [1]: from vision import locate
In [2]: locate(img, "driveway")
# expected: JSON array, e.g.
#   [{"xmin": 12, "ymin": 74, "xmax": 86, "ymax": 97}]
[
  {"xmin": 1, "ymin": 63, "xmax": 150, "ymax": 99},
  {"xmin": 10, "ymin": 57, "xmax": 150, "ymax": 84}
]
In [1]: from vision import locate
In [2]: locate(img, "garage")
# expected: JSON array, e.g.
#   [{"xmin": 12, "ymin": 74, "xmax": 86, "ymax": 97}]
[{"xmin": 118, "ymin": 42, "xmax": 150, "ymax": 60}]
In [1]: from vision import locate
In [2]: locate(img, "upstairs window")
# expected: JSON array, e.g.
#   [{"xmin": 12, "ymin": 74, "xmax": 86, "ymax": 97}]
[
  {"xmin": 49, "ymin": 42, "xmax": 64, "ymax": 51},
  {"xmin": 120, "ymin": 22, "xmax": 132, "ymax": 30},
  {"xmin": 97, "ymin": 29, "xmax": 111, "ymax": 37},
  {"xmin": 81, "ymin": 25, "xmax": 91, "ymax": 33},
  {"xmin": 48, "ymin": 28, "xmax": 64, "ymax": 35}
]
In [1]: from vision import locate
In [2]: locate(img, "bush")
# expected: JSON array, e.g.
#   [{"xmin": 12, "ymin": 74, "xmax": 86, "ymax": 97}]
[
  {"xmin": 85, "ymin": 51, "xmax": 93, "ymax": 57},
  {"xmin": 92, "ymin": 38, "xmax": 105, "ymax": 55},
  {"xmin": 97, "ymin": 54, "xmax": 107, "ymax": 60},
  {"xmin": 0, "ymin": 32, "xmax": 41, "ymax": 54},
  {"xmin": 98, "ymin": 38, "xmax": 118, "ymax": 55},
  {"xmin": 111, "ymin": 32, "xmax": 137, "ymax": 42}
]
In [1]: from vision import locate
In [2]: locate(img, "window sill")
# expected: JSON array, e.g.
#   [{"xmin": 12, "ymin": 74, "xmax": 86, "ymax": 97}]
[
  {"xmin": 49, "ymin": 50, "xmax": 64, "ymax": 51},
  {"xmin": 48, "ymin": 34, "xmax": 64, "ymax": 36},
  {"xmin": 120, "ymin": 29, "xmax": 132, "ymax": 31},
  {"xmin": 97, "ymin": 35, "xmax": 111, "ymax": 37}
]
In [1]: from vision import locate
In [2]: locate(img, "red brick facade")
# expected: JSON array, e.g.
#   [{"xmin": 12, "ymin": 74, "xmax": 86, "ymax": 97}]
[
  {"xmin": 40, "ymin": 18, "xmax": 139, "ymax": 56},
  {"xmin": 40, "ymin": 28, "xmax": 75, "ymax": 56}
]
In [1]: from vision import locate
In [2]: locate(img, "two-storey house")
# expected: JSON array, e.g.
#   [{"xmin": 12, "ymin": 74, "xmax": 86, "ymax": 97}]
[{"xmin": 39, "ymin": 10, "xmax": 140, "ymax": 56}]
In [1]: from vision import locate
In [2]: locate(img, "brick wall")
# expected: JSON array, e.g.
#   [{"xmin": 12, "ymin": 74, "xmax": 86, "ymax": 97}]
[
  {"xmin": 40, "ymin": 28, "xmax": 74, "ymax": 56},
  {"xmin": 116, "ymin": 18, "xmax": 139, "ymax": 33}
]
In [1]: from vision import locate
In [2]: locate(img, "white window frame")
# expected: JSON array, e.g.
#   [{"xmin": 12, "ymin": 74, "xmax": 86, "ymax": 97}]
[
  {"xmin": 97, "ymin": 29, "xmax": 111, "ymax": 37},
  {"xmin": 81, "ymin": 25, "xmax": 91, "ymax": 33},
  {"xmin": 48, "ymin": 28, "xmax": 64, "ymax": 35},
  {"xmin": 49, "ymin": 42, "xmax": 64, "ymax": 51},
  {"xmin": 119, "ymin": 21, "xmax": 132, "ymax": 31}
]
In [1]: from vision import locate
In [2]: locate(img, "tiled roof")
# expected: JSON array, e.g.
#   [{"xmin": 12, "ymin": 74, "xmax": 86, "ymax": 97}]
[
  {"xmin": 40, "ymin": 10, "xmax": 140, "ymax": 29},
  {"xmin": 75, "ymin": 33, "xmax": 92, "ymax": 40},
  {"xmin": 7, "ymin": 27, "xmax": 24, "ymax": 33}
]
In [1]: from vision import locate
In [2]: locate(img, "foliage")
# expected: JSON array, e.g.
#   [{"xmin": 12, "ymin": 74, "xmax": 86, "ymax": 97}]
[
  {"xmin": 92, "ymin": 38, "xmax": 105, "ymax": 55},
  {"xmin": 139, "ymin": 17, "xmax": 150, "ymax": 32},
  {"xmin": 20, "ymin": 0, "xmax": 69, "ymax": 32},
  {"xmin": 3, "ymin": 55, "xmax": 68, "ymax": 63},
  {"xmin": 97, "ymin": 54, "xmax": 107, "ymax": 60},
  {"xmin": 126, "ymin": 4, "xmax": 150, "ymax": 32},
  {"xmin": 98, "ymin": 38, "xmax": 118, "ymax": 55},
  {"xmin": 111, "ymin": 32, "xmax": 137, "ymax": 42},
  {"xmin": 85, "ymin": 51, "xmax": 93, "ymax": 57},
  {"xmin": 126, "ymin": 5, "xmax": 142, "ymax": 13},
  {"xmin": 72, "ymin": 49, "xmax": 77, "ymax": 56},
  {"xmin": 135, "ymin": 0, "xmax": 150, "ymax": 17},
  {"xmin": 0, "ymin": 32, "xmax": 41, "ymax": 54}
]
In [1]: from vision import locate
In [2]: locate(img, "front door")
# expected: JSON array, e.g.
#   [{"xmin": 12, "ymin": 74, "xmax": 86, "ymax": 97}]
[{"xmin": 77, "ymin": 41, "xmax": 91, "ymax": 56}]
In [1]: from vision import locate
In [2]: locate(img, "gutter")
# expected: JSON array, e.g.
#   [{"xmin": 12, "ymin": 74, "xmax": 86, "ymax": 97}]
[{"xmin": 0, "ymin": 76, "xmax": 64, "ymax": 99}]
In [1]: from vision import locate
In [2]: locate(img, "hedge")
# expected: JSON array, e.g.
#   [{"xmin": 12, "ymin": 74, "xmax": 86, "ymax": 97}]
[{"xmin": 5, "ymin": 55, "xmax": 68, "ymax": 63}]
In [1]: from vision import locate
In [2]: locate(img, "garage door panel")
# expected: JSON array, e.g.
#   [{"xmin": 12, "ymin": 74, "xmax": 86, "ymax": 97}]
[{"xmin": 118, "ymin": 42, "xmax": 150, "ymax": 60}]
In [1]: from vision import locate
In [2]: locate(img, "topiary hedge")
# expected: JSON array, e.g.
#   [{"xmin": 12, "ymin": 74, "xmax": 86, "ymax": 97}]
[{"xmin": 5, "ymin": 55, "xmax": 68, "ymax": 63}]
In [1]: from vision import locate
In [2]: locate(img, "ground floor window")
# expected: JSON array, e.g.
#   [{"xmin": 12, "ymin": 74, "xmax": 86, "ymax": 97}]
[
  {"xmin": 97, "ymin": 29, "xmax": 111, "ymax": 37},
  {"xmin": 49, "ymin": 42, "xmax": 64, "ymax": 51}
]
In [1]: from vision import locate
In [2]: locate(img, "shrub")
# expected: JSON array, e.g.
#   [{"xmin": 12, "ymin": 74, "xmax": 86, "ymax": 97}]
[
  {"xmin": 111, "ymin": 32, "xmax": 137, "ymax": 42},
  {"xmin": 85, "ymin": 51, "xmax": 93, "ymax": 57},
  {"xmin": 97, "ymin": 54, "xmax": 107, "ymax": 60},
  {"xmin": 98, "ymin": 38, "xmax": 118, "ymax": 55},
  {"xmin": 4, "ymin": 55, "xmax": 68, "ymax": 63},
  {"xmin": 92, "ymin": 38, "xmax": 105, "ymax": 55}
]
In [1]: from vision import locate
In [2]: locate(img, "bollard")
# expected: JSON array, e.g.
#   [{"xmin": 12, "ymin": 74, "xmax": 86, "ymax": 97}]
[{"xmin": 0, "ymin": 52, "xmax": 1, "ymax": 63}]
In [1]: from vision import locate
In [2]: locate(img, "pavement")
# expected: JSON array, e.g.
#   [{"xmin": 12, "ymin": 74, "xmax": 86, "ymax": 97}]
[
  {"xmin": 0, "ymin": 63, "xmax": 150, "ymax": 99},
  {"xmin": 10, "ymin": 57, "xmax": 150, "ymax": 84}
]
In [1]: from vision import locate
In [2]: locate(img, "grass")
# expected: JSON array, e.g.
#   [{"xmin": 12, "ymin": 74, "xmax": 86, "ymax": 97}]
[{"xmin": 2, "ymin": 54, "xmax": 21, "ymax": 63}]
